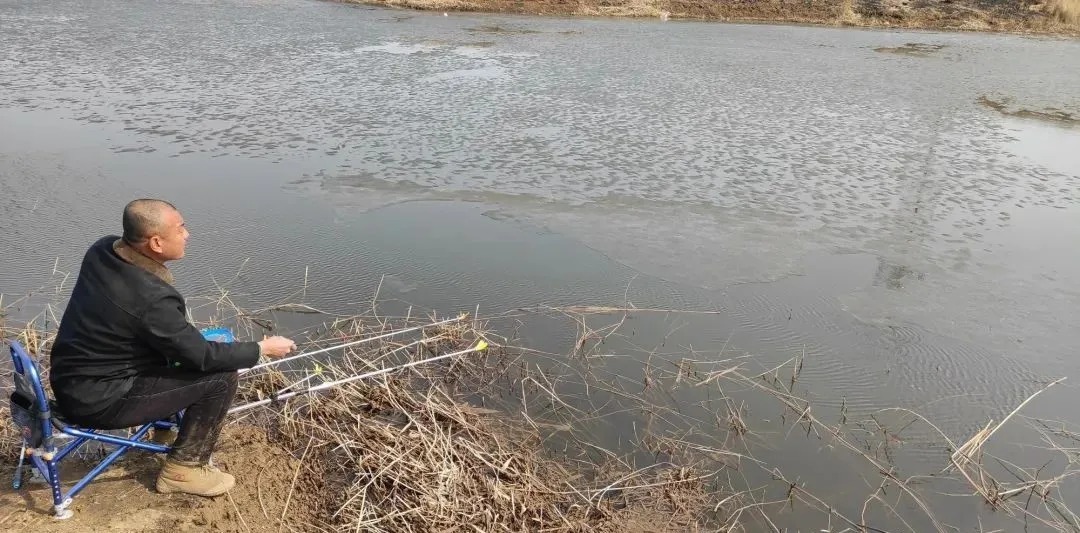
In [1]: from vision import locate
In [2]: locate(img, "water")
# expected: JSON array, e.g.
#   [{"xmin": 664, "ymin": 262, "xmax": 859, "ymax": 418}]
[{"xmin": 2, "ymin": 0, "xmax": 1079, "ymax": 529}]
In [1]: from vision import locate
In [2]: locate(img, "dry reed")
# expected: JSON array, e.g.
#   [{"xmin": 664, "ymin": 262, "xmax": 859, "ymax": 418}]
[
  {"xmin": 228, "ymin": 312, "xmax": 719, "ymax": 531},
  {"xmin": 339, "ymin": 0, "xmax": 1080, "ymax": 35},
  {"xmin": 1049, "ymin": 0, "xmax": 1080, "ymax": 24},
  {"xmin": 1, "ymin": 300, "xmax": 60, "ymax": 463},
  {"xmin": 3, "ymin": 274, "xmax": 1079, "ymax": 531},
  {"xmin": 513, "ymin": 304, "xmax": 1080, "ymax": 532}
]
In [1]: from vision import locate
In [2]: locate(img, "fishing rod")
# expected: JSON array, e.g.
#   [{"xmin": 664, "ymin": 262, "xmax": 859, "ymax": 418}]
[
  {"xmin": 228, "ymin": 339, "xmax": 489, "ymax": 415},
  {"xmin": 240, "ymin": 315, "xmax": 466, "ymax": 375},
  {"xmin": 266, "ymin": 333, "xmax": 444, "ymax": 396}
]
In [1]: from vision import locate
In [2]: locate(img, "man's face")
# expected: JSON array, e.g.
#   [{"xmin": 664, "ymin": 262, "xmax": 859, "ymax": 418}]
[{"xmin": 151, "ymin": 208, "xmax": 189, "ymax": 261}]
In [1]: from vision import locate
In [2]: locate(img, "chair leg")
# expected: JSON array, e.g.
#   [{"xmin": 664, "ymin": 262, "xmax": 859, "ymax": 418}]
[
  {"xmin": 63, "ymin": 422, "xmax": 160, "ymax": 505},
  {"xmin": 12, "ymin": 441, "xmax": 27, "ymax": 490},
  {"xmin": 17, "ymin": 422, "xmax": 174, "ymax": 519},
  {"xmin": 45, "ymin": 456, "xmax": 73, "ymax": 519}
]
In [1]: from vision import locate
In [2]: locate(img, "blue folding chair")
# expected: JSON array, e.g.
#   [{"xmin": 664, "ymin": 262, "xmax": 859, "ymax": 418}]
[{"xmin": 7, "ymin": 328, "xmax": 233, "ymax": 519}]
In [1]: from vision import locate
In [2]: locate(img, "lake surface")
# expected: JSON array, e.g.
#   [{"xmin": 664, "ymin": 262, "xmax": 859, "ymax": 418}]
[{"xmin": 2, "ymin": 0, "xmax": 1078, "ymax": 529}]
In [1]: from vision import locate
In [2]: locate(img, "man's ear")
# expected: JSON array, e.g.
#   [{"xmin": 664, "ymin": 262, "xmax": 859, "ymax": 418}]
[{"xmin": 148, "ymin": 234, "xmax": 164, "ymax": 254}]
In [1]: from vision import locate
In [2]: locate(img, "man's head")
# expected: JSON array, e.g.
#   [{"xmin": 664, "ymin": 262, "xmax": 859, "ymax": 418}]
[{"xmin": 122, "ymin": 199, "xmax": 189, "ymax": 262}]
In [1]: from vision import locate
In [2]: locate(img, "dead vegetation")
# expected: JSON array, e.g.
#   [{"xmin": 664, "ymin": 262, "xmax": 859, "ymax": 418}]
[
  {"xmin": 1049, "ymin": 0, "xmax": 1080, "ymax": 24},
  {"xmin": 3, "ymin": 275, "xmax": 1079, "ymax": 531},
  {"xmin": 506, "ymin": 304, "xmax": 1080, "ymax": 532},
  {"xmin": 220, "ymin": 301, "xmax": 729, "ymax": 531},
  {"xmin": 2, "ymin": 289, "xmax": 722, "ymax": 531},
  {"xmin": 342, "ymin": 0, "xmax": 1080, "ymax": 35},
  {"xmin": 0, "ymin": 292, "xmax": 60, "ymax": 465}
]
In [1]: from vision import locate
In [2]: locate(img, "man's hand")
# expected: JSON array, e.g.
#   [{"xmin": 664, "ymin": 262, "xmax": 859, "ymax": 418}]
[{"xmin": 258, "ymin": 335, "xmax": 297, "ymax": 359}]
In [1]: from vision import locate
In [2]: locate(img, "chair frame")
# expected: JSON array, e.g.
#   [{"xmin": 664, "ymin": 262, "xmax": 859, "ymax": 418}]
[{"xmin": 8, "ymin": 339, "xmax": 180, "ymax": 519}]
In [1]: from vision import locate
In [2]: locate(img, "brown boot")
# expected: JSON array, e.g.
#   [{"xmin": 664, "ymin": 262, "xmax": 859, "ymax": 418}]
[{"xmin": 156, "ymin": 459, "xmax": 235, "ymax": 497}]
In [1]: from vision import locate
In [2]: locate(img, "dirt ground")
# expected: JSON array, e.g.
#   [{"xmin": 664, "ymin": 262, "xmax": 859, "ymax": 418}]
[
  {"xmin": 344, "ymin": 0, "xmax": 1080, "ymax": 37},
  {"xmin": 0, "ymin": 425, "xmax": 305, "ymax": 532}
]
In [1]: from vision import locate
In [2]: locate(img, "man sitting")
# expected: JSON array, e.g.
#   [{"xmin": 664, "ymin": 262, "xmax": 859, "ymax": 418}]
[{"xmin": 49, "ymin": 199, "xmax": 296, "ymax": 497}]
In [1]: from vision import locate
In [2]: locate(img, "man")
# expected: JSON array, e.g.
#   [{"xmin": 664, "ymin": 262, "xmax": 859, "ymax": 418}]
[{"xmin": 50, "ymin": 199, "xmax": 296, "ymax": 497}]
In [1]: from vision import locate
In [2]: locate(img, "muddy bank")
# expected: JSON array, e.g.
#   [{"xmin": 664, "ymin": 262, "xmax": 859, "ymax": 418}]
[
  {"xmin": 342, "ymin": 0, "xmax": 1080, "ymax": 36},
  {"xmin": 0, "ymin": 426, "xmax": 302, "ymax": 532},
  {"xmin": 5, "ymin": 303, "xmax": 1079, "ymax": 532},
  {"xmin": 1, "ymin": 383, "xmax": 709, "ymax": 532},
  {"xmin": 1, "ymin": 314, "xmax": 721, "ymax": 532}
]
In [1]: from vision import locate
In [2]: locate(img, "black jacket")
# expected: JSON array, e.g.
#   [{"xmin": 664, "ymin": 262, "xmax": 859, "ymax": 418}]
[{"xmin": 50, "ymin": 236, "xmax": 260, "ymax": 420}]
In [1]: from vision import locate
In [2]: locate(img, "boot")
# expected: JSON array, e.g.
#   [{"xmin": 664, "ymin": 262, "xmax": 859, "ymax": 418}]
[{"xmin": 156, "ymin": 458, "xmax": 235, "ymax": 497}]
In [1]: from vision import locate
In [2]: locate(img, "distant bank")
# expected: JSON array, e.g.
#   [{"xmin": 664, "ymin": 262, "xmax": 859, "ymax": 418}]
[{"xmin": 342, "ymin": 0, "xmax": 1079, "ymax": 37}]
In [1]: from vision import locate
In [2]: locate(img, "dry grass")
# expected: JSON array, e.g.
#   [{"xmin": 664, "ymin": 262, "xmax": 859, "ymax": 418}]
[
  {"xmin": 1, "ymin": 300, "xmax": 61, "ymax": 464},
  {"xmin": 4, "ymin": 274, "xmax": 1079, "ymax": 531},
  {"xmin": 228, "ymin": 312, "xmax": 719, "ymax": 531},
  {"xmin": 838, "ymin": 0, "xmax": 861, "ymax": 25},
  {"xmin": 324, "ymin": 0, "xmax": 1080, "ymax": 43},
  {"xmin": 572, "ymin": 0, "xmax": 667, "ymax": 19},
  {"xmin": 1049, "ymin": 0, "xmax": 1080, "ymax": 24},
  {"xmin": 2, "ymin": 280, "xmax": 724, "ymax": 531},
  {"xmin": 514, "ymin": 304, "xmax": 1080, "ymax": 532},
  {"xmin": 339, "ymin": 0, "xmax": 1080, "ymax": 35},
  {"xmin": 367, "ymin": 0, "xmax": 483, "ymax": 10}
]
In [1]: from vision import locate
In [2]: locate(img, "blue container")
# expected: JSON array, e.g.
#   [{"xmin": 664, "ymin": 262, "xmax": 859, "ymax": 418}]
[{"xmin": 200, "ymin": 327, "xmax": 235, "ymax": 343}]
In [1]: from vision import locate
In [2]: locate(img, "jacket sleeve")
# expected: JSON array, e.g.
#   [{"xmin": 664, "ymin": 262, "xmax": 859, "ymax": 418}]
[{"xmin": 139, "ymin": 292, "xmax": 261, "ymax": 372}]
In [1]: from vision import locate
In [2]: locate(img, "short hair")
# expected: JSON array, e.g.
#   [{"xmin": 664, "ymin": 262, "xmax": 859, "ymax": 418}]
[{"xmin": 122, "ymin": 198, "xmax": 177, "ymax": 243}]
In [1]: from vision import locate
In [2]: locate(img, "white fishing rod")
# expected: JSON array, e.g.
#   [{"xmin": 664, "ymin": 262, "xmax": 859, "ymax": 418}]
[
  {"xmin": 228, "ymin": 339, "xmax": 489, "ymax": 415},
  {"xmin": 267, "ymin": 333, "xmax": 446, "ymax": 394},
  {"xmin": 240, "ymin": 315, "xmax": 466, "ymax": 375}
]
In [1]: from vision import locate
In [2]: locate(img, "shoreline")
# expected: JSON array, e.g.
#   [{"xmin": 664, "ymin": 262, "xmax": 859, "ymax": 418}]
[
  {"xmin": 4, "ymin": 284, "xmax": 1078, "ymax": 531},
  {"xmin": 341, "ymin": 0, "xmax": 1080, "ymax": 38},
  {"xmin": 1, "ymin": 313, "xmax": 726, "ymax": 532}
]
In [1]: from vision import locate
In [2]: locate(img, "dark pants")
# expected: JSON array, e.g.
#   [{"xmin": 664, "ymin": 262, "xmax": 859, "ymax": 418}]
[{"xmin": 74, "ymin": 371, "xmax": 239, "ymax": 464}]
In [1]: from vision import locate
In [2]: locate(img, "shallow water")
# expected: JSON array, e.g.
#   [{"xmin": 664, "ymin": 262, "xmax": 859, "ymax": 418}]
[{"xmin": 2, "ymin": 0, "xmax": 1079, "ymax": 529}]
